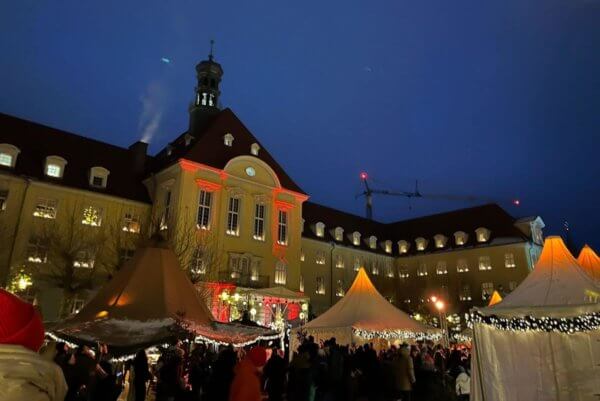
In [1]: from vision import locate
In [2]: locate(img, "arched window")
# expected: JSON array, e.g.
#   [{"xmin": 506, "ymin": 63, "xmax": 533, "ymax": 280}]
[
  {"xmin": 369, "ymin": 236, "xmax": 377, "ymax": 250},
  {"xmin": 454, "ymin": 231, "xmax": 468, "ymax": 246},
  {"xmin": 475, "ymin": 227, "xmax": 491, "ymax": 243},
  {"xmin": 89, "ymin": 166, "xmax": 110, "ymax": 188},
  {"xmin": 45, "ymin": 155, "xmax": 67, "ymax": 178},
  {"xmin": 334, "ymin": 227, "xmax": 344, "ymax": 242},
  {"xmin": 315, "ymin": 222, "xmax": 325, "ymax": 238},
  {"xmin": 384, "ymin": 240, "xmax": 392, "ymax": 254},
  {"xmin": 223, "ymin": 133, "xmax": 234, "ymax": 147},
  {"xmin": 352, "ymin": 231, "xmax": 361, "ymax": 246},
  {"xmin": 398, "ymin": 240, "xmax": 410, "ymax": 254},
  {"xmin": 433, "ymin": 234, "xmax": 447, "ymax": 249},
  {"xmin": 250, "ymin": 143, "xmax": 260, "ymax": 156},
  {"xmin": 415, "ymin": 237, "xmax": 428, "ymax": 251},
  {"xmin": 0, "ymin": 144, "xmax": 20, "ymax": 168}
]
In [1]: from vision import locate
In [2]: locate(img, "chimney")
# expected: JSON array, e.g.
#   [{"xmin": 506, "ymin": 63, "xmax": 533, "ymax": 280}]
[{"xmin": 128, "ymin": 141, "xmax": 148, "ymax": 177}]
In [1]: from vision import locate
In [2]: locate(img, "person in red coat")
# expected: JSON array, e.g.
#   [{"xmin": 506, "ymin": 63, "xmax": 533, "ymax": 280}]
[{"xmin": 229, "ymin": 346, "xmax": 269, "ymax": 401}]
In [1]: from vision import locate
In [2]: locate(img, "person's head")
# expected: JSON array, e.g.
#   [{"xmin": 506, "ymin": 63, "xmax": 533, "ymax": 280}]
[
  {"xmin": 56, "ymin": 342, "xmax": 68, "ymax": 354},
  {"xmin": 0, "ymin": 289, "xmax": 45, "ymax": 352},
  {"xmin": 246, "ymin": 346, "xmax": 268, "ymax": 370},
  {"xmin": 135, "ymin": 349, "xmax": 147, "ymax": 363}
]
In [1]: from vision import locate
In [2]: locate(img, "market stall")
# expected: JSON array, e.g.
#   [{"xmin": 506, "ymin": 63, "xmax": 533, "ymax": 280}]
[{"xmin": 577, "ymin": 244, "xmax": 600, "ymax": 283}]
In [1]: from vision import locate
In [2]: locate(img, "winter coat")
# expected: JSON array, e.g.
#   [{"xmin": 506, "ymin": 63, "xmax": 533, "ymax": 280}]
[
  {"xmin": 0, "ymin": 344, "xmax": 68, "ymax": 401},
  {"xmin": 229, "ymin": 358, "xmax": 262, "ymax": 401},
  {"xmin": 455, "ymin": 371, "xmax": 471, "ymax": 395},
  {"xmin": 390, "ymin": 350, "xmax": 416, "ymax": 392}
]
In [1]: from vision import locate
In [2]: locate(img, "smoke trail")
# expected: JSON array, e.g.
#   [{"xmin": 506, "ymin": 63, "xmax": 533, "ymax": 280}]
[{"xmin": 138, "ymin": 81, "xmax": 166, "ymax": 143}]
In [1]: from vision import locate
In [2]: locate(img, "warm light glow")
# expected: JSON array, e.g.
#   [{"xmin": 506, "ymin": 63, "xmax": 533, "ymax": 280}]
[
  {"xmin": 430, "ymin": 296, "xmax": 438, "ymax": 303},
  {"xmin": 96, "ymin": 310, "xmax": 109, "ymax": 318},
  {"xmin": 250, "ymin": 308, "xmax": 257, "ymax": 316},
  {"xmin": 435, "ymin": 300, "xmax": 445, "ymax": 311},
  {"xmin": 359, "ymin": 172, "xmax": 368, "ymax": 180},
  {"xmin": 414, "ymin": 313, "xmax": 422, "ymax": 321},
  {"xmin": 301, "ymin": 303, "xmax": 308, "ymax": 311},
  {"xmin": 233, "ymin": 292, "xmax": 241, "ymax": 302},
  {"xmin": 17, "ymin": 277, "xmax": 30, "ymax": 291}
]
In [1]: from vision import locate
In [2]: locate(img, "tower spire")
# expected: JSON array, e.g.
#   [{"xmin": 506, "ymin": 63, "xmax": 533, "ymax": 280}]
[{"xmin": 209, "ymin": 39, "xmax": 215, "ymax": 61}]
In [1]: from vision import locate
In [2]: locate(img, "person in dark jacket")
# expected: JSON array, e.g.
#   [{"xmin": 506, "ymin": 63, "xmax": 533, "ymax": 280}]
[
  {"xmin": 132, "ymin": 349, "xmax": 152, "ymax": 401},
  {"xmin": 264, "ymin": 347, "xmax": 286, "ymax": 401}
]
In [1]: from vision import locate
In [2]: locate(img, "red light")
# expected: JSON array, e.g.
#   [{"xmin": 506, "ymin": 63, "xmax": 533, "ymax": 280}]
[
  {"xmin": 513, "ymin": 199, "xmax": 520, "ymax": 206},
  {"xmin": 360, "ymin": 172, "xmax": 368, "ymax": 180}
]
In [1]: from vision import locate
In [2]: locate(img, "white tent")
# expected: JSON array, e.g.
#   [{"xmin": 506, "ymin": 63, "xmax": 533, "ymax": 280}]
[
  {"xmin": 471, "ymin": 236, "xmax": 600, "ymax": 401},
  {"xmin": 292, "ymin": 268, "xmax": 437, "ymax": 348},
  {"xmin": 578, "ymin": 244, "xmax": 600, "ymax": 283}
]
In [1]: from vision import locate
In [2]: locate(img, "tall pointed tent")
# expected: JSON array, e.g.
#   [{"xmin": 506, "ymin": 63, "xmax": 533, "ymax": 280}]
[
  {"xmin": 292, "ymin": 268, "xmax": 437, "ymax": 347},
  {"xmin": 487, "ymin": 291, "xmax": 502, "ymax": 307},
  {"xmin": 51, "ymin": 239, "xmax": 280, "ymax": 354},
  {"xmin": 470, "ymin": 236, "xmax": 600, "ymax": 401},
  {"xmin": 577, "ymin": 244, "xmax": 600, "ymax": 283}
]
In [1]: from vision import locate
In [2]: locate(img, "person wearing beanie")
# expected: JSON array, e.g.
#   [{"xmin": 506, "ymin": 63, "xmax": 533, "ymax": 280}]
[
  {"xmin": 0, "ymin": 289, "xmax": 68, "ymax": 401},
  {"xmin": 229, "ymin": 346, "xmax": 269, "ymax": 401}
]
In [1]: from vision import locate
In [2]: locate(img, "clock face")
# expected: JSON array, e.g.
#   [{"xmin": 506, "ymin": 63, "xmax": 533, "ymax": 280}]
[{"xmin": 245, "ymin": 166, "xmax": 256, "ymax": 177}]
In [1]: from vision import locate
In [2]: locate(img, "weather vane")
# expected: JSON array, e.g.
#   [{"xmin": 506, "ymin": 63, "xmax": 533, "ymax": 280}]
[{"xmin": 209, "ymin": 39, "xmax": 215, "ymax": 61}]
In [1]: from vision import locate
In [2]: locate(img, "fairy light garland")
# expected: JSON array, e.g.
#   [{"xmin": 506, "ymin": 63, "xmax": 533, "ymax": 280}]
[
  {"xmin": 352, "ymin": 328, "xmax": 442, "ymax": 341},
  {"xmin": 470, "ymin": 311, "xmax": 600, "ymax": 333}
]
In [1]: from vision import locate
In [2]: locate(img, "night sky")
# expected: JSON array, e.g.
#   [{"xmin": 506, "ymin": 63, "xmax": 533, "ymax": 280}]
[{"xmin": 1, "ymin": 0, "xmax": 599, "ymax": 250}]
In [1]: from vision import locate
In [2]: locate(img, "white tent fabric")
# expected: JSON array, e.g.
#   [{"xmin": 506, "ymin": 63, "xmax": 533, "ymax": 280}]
[
  {"xmin": 471, "ymin": 236, "xmax": 600, "ymax": 401},
  {"xmin": 578, "ymin": 244, "xmax": 600, "ymax": 283},
  {"xmin": 250, "ymin": 286, "xmax": 310, "ymax": 302},
  {"xmin": 292, "ymin": 268, "xmax": 436, "ymax": 347}
]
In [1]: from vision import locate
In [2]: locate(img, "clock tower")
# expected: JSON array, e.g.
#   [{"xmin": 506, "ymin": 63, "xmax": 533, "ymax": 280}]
[{"xmin": 189, "ymin": 40, "xmax": 223, "ymax": 135}]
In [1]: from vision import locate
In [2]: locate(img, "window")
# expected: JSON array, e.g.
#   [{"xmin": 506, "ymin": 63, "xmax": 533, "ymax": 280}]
[
  {"xmin": 196, "ymin": 190, "xmax": 212, "ymax": 230},
  {"xmin": 315, "ymin": 222, "xmax": 325, "ymax": 238},
  {"xmin": 415, "ymin": 237, "xmax": 428, "ymax": 251},
  {"xmin": 253, "ymin": 203, "xmax": 265, "ymax": 240},
  {"xmin": 385, "ymin": 262, "xmax": 394, "ymax": 278},
  {"xmin": 74, "ymin": 250, "xmax": 95, "ymax": 269},
  {"xmin": 0, "ymin": 144, "xmax": 20, "ymax": 168},
  {"xmin": 398, "ymin": 240, "xmax": 409, "ymax": 254},
  {"xmin": 250, "ymin": 143, "xmax": 260, "ymax": 156},
  {"xmin": 316, "ymin": 277, "xmax": 326, "ymax": 295},
  {"xmin": 459, "ymin": 285, "xmax": 472, "ymax": 301},
  {"xmin": 478, "ymin": 256, "xmax": 492, "ymax": 271},
  {"xmin": 250, "ymin": 260, "xmax": 260, "ymax": 281},
  {"xmin": 160, "ymin": 190, "xmax": 172, "ymax": 230},
  {"xmin": 190, "ymin": 248, "xmax": 207, "ymax": 275},
  {"xmin": 482, "ymin": 282, "xmax": 494, "ymax": 300},
  {"xmin": 434, "ymin": 234, "xmax": 447, "ymax": 249},
  {"xmin": 275, "ymin": 261, "xmax": 287, "ymax": 285},
  {"xmin": 399, "ymin": 268, "xmax": 409, "ymax": 279},
  {"xmin": 299, "ymin": 275, "xmax": 305, "ymax": 292},
  {"xmin": 335, "ymin": 254, "xmax": 344, "ymax": 269},
  {"xmin": 277, "ymin": 210, "xmax": 288, "ymax": 245},
  {"xmin": 353, "ymin": 256, "xmax": 361, "ymax": 271},
  {"xmin": 89, "ymin": 166, "xmax": 110, "ymax": 188},
  {"xmin": 436, "ymin": 261, "xmax": 448, "ymax": 275},
  {"xmin": 71, "ymin": 298, "xmax": 85, "ymax": 315},
  {"xmin": 45, "ymin": 156, "xmax": 67, "ymax": 178},
  {"xmin": 509, "ymin": 281, "xmax": 518, "ymax": 291},
  {"xmin": 336, "ymin": 280, "xmax": 345, "ymax": 297},
  {"xmin": 226, "ymin": 197, "xmax": 240, "ymax": 236},
  {"xmin": 300, "ymin": 250, "xmax": 305, "ymax": 262},
  {"xmin": 122, "ymin": 213, "xmax": 141, "ymax": 233},
  {"xmin": 27, "ymin": 237, "xmax": 48, "ymax": 263},
  {"xmin": 369, "ymin": 236, "xmax": 377, "ymax": 250},
  {"xmin": 417, "ymin": 263, "xmax": 428, "ymax": 277},
  {"xmin": 457, "ymin": 259, "xmax": 469, "ymax": 273},
  {"xmin": 371, "ymin": 260, "xmax": 379, "ymax": 275},
  {"xmin": 315, "ymin": 251, "xmax": 326, "ymax": 265},
  {"xmin": 475, "ymin": 227, "xmax": 491, "ymax": 243},
  {"xmin": 454, "ymin": 231, "xmax": 468, "ymax": 246},
  {"xmin": 119, "ymin": 248, "xmax": 135, "ymax": 264},
  {"xmin": 229, "ymin": 255, "xmax": 242, "ymax": 279},
  {"xmin": 334, "ymin": 227, "xmax": 344, "ymax": 242},
  {"xmin": 224, "ymin": 133, "xmax": 234, "ymax": 146},
  {"xmin": 505, "ymin": 253, "xmax": 516, "ymax": 268},
  {"xmin": 33, "ymin": 198, "xmax": 57, "ymax": 219},
  {"xmin": 82, "ymin": 206, "xmax": 103, "ymax": 226},
  {"xmin": 0, "ymin": 190, "xmax": 8, "ymax": 212},
  {"xmin": 384, "ymin": 240, "xmax": 392, "ymax": 254},
  {"xmin": 352, "ymin": 231, "xmax": 361, "ymax": 246}
]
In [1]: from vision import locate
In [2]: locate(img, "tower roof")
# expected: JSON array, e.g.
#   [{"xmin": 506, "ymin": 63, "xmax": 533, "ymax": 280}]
[{"xmin": 578, "ymin": 245, "xmax": 600, "ymax": 283}]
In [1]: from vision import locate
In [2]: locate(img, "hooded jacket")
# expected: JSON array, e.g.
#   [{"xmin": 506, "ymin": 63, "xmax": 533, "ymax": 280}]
[{"xmin": 0, "ymin": 344, "xmax": 68, "ymax": 401}]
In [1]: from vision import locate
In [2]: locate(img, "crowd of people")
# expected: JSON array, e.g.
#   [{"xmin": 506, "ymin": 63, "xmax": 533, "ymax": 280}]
[{"xmin": 0, "ymin": 289, "xmax": 472, "ymax": 401}]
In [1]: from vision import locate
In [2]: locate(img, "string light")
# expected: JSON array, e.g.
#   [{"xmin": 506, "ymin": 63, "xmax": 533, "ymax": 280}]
[
  {"xmin": 352, "ymin": 328, "xmax": 442, "ymax": 341},
  {"xmin": 470, "ymin": 311, "xmax": 600, "ymax": 333}
]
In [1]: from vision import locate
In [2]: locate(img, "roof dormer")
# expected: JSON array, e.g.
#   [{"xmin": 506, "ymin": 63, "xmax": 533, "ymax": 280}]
[
  {"xmin": 89, "ymin": 166, "xmax": 110, "ymax": 188},
  {"xmin": 415, "ymin": 237, "xmax": 428, "ymax": 251},
  {"xmin": 398, "ymin": 240, "xmax": 410, "ymax": 254},
  {"xmin": 224, "ymin": 133, "xmax": 234, "ymax": 147},
  {"xmin": 384, "ymin": 240, "xmax": 393, "ymax": 254},
  {"xmin": 475, "ymin": 227, "xmax": 491, "ymax": 243},
  {"xmin": 434, "ymin": 234, "xmax": 447, "ymax": 249},
  {"xmin": 368, "ymin": 235, "xmax": 377, "ymax": 249},
  {"xmin": 0, "ymin": 144, "xmax": 20, "ymax": 168},
  {"xmin": 454, "ymin": 231, "xmax": 468, "ymax": 246},
  {"xmin": 250, "ymin": 143, "xmax": 260, "ymax": 156},
  {"xmin": 334, "ymin": 226, "xmax": 344, "ymax": 242},
  {"xmin": 45, "ymin": 155, "xmax": 67, "ymax": 178},
  {"xmin": 352, "ymin": 231, "xmax": 361, "ymax": 246},
  {"xmin": 315, "ymin": 222, "xmax": 325, "ymax": 238}
]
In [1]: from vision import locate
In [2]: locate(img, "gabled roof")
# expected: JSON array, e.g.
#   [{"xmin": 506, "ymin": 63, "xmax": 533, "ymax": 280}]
[
  {"xmin": 0, "ymin": 113, "xmax": 152, "ymax": 203},
  {"xmin": 578, "ymin": 245, "xmax": 600, "ymax": 283},
  {"xmin": 152, "ymin": 108, "xmax": 305, "ymax": 195}
]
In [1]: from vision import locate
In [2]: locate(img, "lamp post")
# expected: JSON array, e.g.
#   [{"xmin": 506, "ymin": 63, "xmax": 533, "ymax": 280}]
[{"xmin": 433, "ymin": 297, "xmax": 449, "ymax": 347}]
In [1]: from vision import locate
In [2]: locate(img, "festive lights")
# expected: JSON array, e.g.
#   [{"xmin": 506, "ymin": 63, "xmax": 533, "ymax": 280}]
[
  {"xmin": 470, "ymin": 311, "xmax": 600, "ymax": 333},
  {"xmin": 352, "ymin": 328, "xmax": 442, "ymax": 341}
]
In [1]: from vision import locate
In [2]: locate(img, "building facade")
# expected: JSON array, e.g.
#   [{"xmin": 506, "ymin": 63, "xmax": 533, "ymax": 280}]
[{"xmin": 0, "ymin": 52, "xmax": 544, "ymax": 323}]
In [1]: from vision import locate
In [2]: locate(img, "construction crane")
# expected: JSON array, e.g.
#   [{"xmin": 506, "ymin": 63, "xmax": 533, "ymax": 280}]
[{"xmin": 356, "ymin": 172, "xmax": 520, "ymax": 220}]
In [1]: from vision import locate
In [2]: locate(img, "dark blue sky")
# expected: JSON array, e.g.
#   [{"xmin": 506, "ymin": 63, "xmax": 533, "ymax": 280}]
[{"xmin": 1, "ymin": 0, "xmax": 599, "ymax": 250}]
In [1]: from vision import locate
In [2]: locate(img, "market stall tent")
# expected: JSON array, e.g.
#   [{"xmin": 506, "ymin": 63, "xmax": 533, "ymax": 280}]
[
  {"xmin": 50, "ymin": 239, "xmax": 280, "ymax": 354},
  {"xmin": 487, "ymin": 291, "xmax": 502, "ymax": 307},
  {"xmin": 292, "ymin": 267, "xmax": 437, "ymax": 349},
  {"xmin": 577, "ymin": 244, "xmax": 600, "ymax": 283},
  {"xmin": 470, "ymin": 236, "xmax": 600, "ymax": 401}
]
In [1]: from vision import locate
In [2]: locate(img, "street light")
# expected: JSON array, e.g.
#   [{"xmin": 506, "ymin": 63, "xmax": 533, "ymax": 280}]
[{"xmin": 432, "ymin": 297, "xmax": 449, "ymax": 347}]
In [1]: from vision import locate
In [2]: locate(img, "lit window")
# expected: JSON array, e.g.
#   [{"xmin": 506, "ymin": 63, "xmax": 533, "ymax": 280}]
[
  {"xmin": 352, "ymin": 231, "xmax": 361, "ymax": 246},
  {"xmin": 459, "ymin": 285, "xmax": 472, "ymax": 301},
  {"xmin": 315, "ymin": 251, "xmax": 326, "ymax": 265},
  {"xmin": 0, "ymin": 190, "xmax": 7, "ymax": 211},
  {"xmin": 417, "ymin": 263, "xmax": 428, "ymax": 277},
  {"xmin": 275, "ymin": 261, "xmax": 287, "ymax": 285},
  {"xmin": 385, "ymin": 262, "xmax": 394, "ymax": 278},
  {"xmin": 336, "ymin": 280, "xmax": 345, "ymax": 297},
  {"xmin": 74, "ymin": 250, "xmax": 95, "ymax": 269},
  {"xmin": 191, "ymin": 248, "xmax": 207, "ymax": 275},
  {"xmin": 299, "ymin": 275, "xmax": 305, "ymax": 292},
  {"xmin": 250, "ymin": 260, "xmax": 260, "ymax": 281},
  {"xmin": 226, "ymin": 197, "xmax": 240, "ymax": 236},
  {"xmin": 315, "ymin": 222, "xmax": 325, "ymax": 238},
  {"xmin": 475, "ymin": 227, "xmax": 491, "ymax": 243},
  {"xmin": 0, "ymin": 144, "xmax": 20, "ymax": 168},
  {"xmin": 399, "ymin": 268, "xmax": 409, "ymax": 279},
  {"xmin": 353, "ymin": 256, "xmax": 362, "ymax": 271},
  {"xmin": 300, "ymin": 250, "xmax": 305, "ymax": 262},
  {"xmin": 46, "ymin": 164, "xmax": 61, "ymax": 177},
  {"xmin": 369, "ymin": 236, "xmax": 377, "ymax": 250},
  {"xmin": 504, "ymin": 253, "xmax": 516, "ymax": 269},
  {"xmin": 250, "ymin": 143, "xmax": 260, "ymax": 156},
  {"xmin": 436, "ymin": 261, "xmax": 448, "ymax": 275},
  {"xmin": 33, "ymin": 198, "xmax": 57, "ymax": 219},
  {"xmin": 229, "ymin": 254, "xmax": 248, "ymax": 279},
  {"xmin": 482, "ymin": 282, "xmax": 494, "ymax": 301},
  {"xmin": 119, "ymin": 249, "xmax": 135, "ymax": 264},
  {"xmin": 415, "ymin": 237, "xmax": 428, "ymax": 251},
  {"xmin": 335, "ymin": 254, "xmax": 344, "ymax": 269},
  {"xmin": 457, "ymin": 259, "xmax": 469, "ymax": 273},
  {"xmin": 197, "ymin": 190, "xmax": 212, "ymax": 230},
  {"xmin": 45, "ymin": 156, "xmax": 67, "ymax": 178},
  {"xmin": 509, "ymin": 281, "xmax": 518, "ymax": 291},
  {"xmin": 434, "ymin": 234, "xmax": 447, "ymax": 249},
  {"xmin": 398, "ymin": 240, "xmax": 409, "ymax": 254},
  {"xmin": 160, "ymin": 190, "xmax": 172, "ymax": 230},
  {"xmin": 316, "ymin": 277, "xmax": 326, "ymax": 295},
  {"xmin": 70, "ymin": 298, "xmax": 85, "ymax": 315},
  {"xmin": 89, "ymin": 166, "xmax": 110, "ymax": 188},
  {"xmin": 0, "ymin": 153, "xmax": 12, "ymax": 167},
  {"xmin": 371, "ymin": 260, "xmax": 379, "ymax": 275},
  {"xmin": 224, "ymin": 133, "xmax": 234, "ymax": 147},
  {"xmin": 82, "ymin": 206, "xmax": 103, "ymax": 226},
  {"xmin": 122, "ymin": 213, "xmax": 141, "ymax": 233},
  {"xmin": 334, "ymin": 227, "xmax": 344, "ymax": 242},
  {"xmin": 478, "ymin": 256, "xmax": 492, "ymax": 271},
  {"xmin": 384, "ymin": 240, "xmax": 392, "ymax": 254},
  {"xmin": 27, "ymin": 237, "xmax": 48, "ymax": 264},
  {"xmin": 454, "ymin": 231, "xmax": 468, "ymax": 246},
  {"xmin": 277, "ymin": 210, "xmax": 288, "ymax": 245},
  {"xmin": 253, "ymin": 203, "xmax": 265, "ymax": 241}
]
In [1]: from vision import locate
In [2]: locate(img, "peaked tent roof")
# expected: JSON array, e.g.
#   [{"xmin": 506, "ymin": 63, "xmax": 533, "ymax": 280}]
[
  {"xmin": 303, "ymin": 268, "xmax": 433, "ymax": 333},
  {"xmin": 487, "ymin": 291, "xmax": 503, "ymax": 306},
  {"xmin": 52, "ymin": 240, "xmax": 279, "ymax": 352},
  {"xmin": 577, "ymin": 245, "xmax": 600, "ymax": 283},
  {"xmin": 481, "ymin": 236, "xmax": 600, "ymax": 317},
  {"xmin": 250, "ymin": 286, "xmax": 309, "ymax": 302}
]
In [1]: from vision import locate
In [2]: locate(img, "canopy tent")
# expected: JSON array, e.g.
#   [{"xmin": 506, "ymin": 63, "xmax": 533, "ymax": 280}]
[
  {"xmin": 577, "ymin": 244, "xmax": 600, "ymax": 283},
  {"xmin": 487, "ymin": 291, "xmax": 502, "ymax": 307},
  {"xmin": 292, "ymin": 268, "xmax": 437, "ymax": 348},
  {"xmin": 50, "ymin": 239, "xmax": 281, "ymax": 355},
  {"xmin": 470, "ymin": 236, "xmax": 600, "ymax": 401},
  {"xmin": 250, "ymin": 286, "xmax": 310, "ymax": 302}
]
